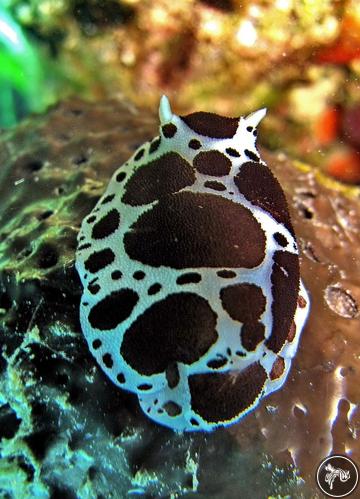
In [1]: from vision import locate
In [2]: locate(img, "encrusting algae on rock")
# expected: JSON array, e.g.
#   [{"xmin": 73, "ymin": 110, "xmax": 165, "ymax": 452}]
[{"xmin": 0, "ymin": 98, "xmax": 359, "ymax": 498}]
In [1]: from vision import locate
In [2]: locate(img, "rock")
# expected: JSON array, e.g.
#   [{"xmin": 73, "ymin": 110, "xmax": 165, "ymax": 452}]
[{"xmin": 0, "ymin": 98, "xmax": 359, "ymax": 498}]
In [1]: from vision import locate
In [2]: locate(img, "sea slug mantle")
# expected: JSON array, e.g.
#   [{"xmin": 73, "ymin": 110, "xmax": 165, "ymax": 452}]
[{"xmin": 75, "ymin": 96, "xmax": 310, "ymax": 432}]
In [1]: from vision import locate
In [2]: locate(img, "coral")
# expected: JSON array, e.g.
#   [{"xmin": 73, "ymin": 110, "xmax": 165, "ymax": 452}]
[
  {"xmin": 0, "ymin": 98, "xmax": 359, "ymax": 497},
  {"xmin": 4, "ymin": 0, "xmax": 360, "ymax": 184}
]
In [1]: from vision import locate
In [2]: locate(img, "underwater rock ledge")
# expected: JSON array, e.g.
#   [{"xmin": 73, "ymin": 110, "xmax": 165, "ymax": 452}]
[{"xmin": 0, "ymin": 98, "xmax": 359, "ymax": 498}]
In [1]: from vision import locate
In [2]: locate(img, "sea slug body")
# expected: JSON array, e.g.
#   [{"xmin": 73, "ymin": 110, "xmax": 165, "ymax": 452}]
[{"xmin": 75, "ymin": 96, "xmax": 310, "ymax": 432}]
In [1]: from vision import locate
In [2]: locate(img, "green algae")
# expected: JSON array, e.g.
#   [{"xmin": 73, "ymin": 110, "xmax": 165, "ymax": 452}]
[
  {"xmin": 0, "ymin": 326, "xmax": 50, "ymax": 498},
  {"xmin": 0, "ymin": 6, "xmax": 49, "ymax": 126}
]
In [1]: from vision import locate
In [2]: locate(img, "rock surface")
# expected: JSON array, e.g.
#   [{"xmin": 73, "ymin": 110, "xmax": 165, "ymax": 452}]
[{"xmin": 0, "ymin": 98, "xmax": 359, "ymax": 498}]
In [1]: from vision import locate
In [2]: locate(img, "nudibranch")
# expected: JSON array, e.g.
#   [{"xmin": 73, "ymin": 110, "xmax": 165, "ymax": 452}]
[{"xmin": 75, "ymin": 96, "xmax": 310, "ymax": 432}]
